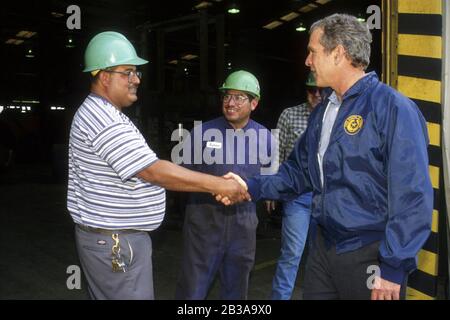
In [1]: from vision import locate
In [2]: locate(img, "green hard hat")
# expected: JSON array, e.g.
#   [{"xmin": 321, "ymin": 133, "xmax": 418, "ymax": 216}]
[
  {"xmin": 83, "ymin": 31, "xmax": 148, "ymax": 72},
  {"xmin": 219, "ymin": 70, "xmax": 261, "ymax": 99},
  {"xmin": 305, "ymin": 72, "xmax": 317, "ymax": 87}
]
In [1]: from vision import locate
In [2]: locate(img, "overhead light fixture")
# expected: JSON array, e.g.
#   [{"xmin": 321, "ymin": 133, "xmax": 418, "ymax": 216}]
[
  {"xmin": 298, "ymin": 3, "xmax": 318, "ymax": 13},
  {"xmin": 228, "ymin": 3, "xmax": 240, "ymax": 14},
  {"xmin": 50, "ymin": 106, "xmax": 66, "ymax": 111},
  {"xmin": 16, "ymin": 31, "xmax": 36, "ymax": 39},
  {"xmin": 26, "ymin": 49, "xmax": 35, "ymax": 58},
  {"xmin": 194, "ymin": 1, "xmax": 212, "ymax": 10},
  {"xmin": 181, "ymin": 54, "xmax": 198, "ymax": 61},
  {"xmin": 168, "ymin": 60, "xmax": 179, "ymax": 65},
  {"xmin": 66, "ymin": 37, "xmax": 75, "ymax": 48},
  {"xmin": 280, "ymin": 12, "xmax": 300, "ymax": 22},
  {"xmin": 12, "ymin": 99, "xmax": 40, "ymax": 104},
  {"xmin": 296, "ymin": 23, "xmax": 307, "ymax": 32},
  {"xmin": 315, "ymin": 0, "xmax": 332, "ymax": 4},
  {"xmin": 5, "ymin": 38, "xmax": 24, "ymax": 45},
  {"xmin": 51, "ymin": 12, "xmax": 64, "ymax": 18},
  {"xmin": 357, "ymin": 13, "xmax": 366, "ymax": 22},
  {"xmin": 263, "ymin": 20, "xmax": 283, "ymax": 30}
]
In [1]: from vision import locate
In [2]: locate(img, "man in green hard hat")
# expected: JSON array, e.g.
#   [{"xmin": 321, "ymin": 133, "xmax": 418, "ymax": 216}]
[
  {"xmin": 175, "ymin": 70, "xmax": 277, "ymax": 299},
  {"xmin": 67, "ymin": 31, "xmax": 249, "ymax": 300}
]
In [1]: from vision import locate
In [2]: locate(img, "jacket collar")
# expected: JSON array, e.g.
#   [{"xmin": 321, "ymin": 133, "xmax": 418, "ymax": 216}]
[{"xmin": 321, "ymin": 71, "xmax": 378, "ymax": 104}]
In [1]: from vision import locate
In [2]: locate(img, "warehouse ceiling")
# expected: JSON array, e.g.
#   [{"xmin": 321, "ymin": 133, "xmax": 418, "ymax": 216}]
[
  {"xmin": 1, "ymin": 0, "xmax": 377, "ymax": 69},
  {"xmin": 1, "ymin": 0, "xmax": 380, "ymax": 112}
]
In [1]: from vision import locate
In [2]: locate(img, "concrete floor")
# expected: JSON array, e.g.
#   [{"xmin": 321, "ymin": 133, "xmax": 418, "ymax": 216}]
[{"xmin": 0, "ymin": 163, "xmax": 305, "ymax": 300}]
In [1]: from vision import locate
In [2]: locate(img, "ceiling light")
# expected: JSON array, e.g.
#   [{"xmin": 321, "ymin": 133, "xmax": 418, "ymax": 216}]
[
  {"xmin": 263, "ymin": 21, "xmax": 283, "ymax": 30},
  {"xmin": 280, "ymin": 12, "xmax": 300, "ymax": 22},
  {"xmin": 66, "ymin": 37, "xmax": 75, "ymax": 48},
  {"xmin": 5, "ymin": 39, "xmax": 24, "ymax": 45},
  {"xmin": 181, "ymin": 54, "xmax": 198, "ymax": 61},
  {"xmin": 25, "ymin": 48, "xmax": 35, "ymax": 58},
  {"xmin": 315, "ymin": 0, "xmax": 332, "ymax": 4},
  {"xmin": 194, "ymin": 1, "xmax": 212, "ymax": 10},
  {"xmin": 16, "ymin": 31, "xmax": 36, "ymax": 38},
  {"xmin": 228, "ymin": 3, "xmax": 240, "ymax": 14},
  {"xmin": 296, "ymin": 23, "xmax": 307, "ymax": 32},
  {"xmin": 51, "ymin": 12, "xmax": 64, "ymax": 18},
  {"xmin": 298, "ymin": 3, "xmax": 318, "ymax": 13},
  {"xmin": 13, "ymin": 100, "xmax": 40, "ymax": 104},
  {"xmin": 168, "ymin": 60, "xmax": 179, "ymax": 65}
]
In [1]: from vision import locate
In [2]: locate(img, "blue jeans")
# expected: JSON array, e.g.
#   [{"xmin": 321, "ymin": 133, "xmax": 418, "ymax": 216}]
[{"xmin": 271, "ymin": 193, "xmax": 312, "ymax": 300}]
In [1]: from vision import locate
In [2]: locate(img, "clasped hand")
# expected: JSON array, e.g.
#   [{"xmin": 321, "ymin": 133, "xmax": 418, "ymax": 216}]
[{"xmin": 213, "ymin": 172, "xmax": 250, "ymax": 206}]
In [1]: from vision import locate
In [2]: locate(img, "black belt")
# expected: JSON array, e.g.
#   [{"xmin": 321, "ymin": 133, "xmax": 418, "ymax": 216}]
[{"xmin": 76, "ymin": 224, "xmax": 142, "ymax": 235}]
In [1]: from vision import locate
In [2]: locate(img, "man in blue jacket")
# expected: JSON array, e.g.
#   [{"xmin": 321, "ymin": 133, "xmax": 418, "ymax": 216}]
[{"xmin": 220, "ymin": 14, "xmax": 433, "ymax": 300}]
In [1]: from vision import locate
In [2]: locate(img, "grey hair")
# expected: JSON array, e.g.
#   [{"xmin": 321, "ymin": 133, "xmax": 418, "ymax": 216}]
[{"xmin": 310, "ymin": 13, "xmax": 372, "ymax": 70}]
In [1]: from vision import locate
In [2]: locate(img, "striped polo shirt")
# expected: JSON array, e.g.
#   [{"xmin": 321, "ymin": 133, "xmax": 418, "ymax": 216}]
[{"xmin": 67, "ymin": 93, "xmax": 166, "ymax": 231}]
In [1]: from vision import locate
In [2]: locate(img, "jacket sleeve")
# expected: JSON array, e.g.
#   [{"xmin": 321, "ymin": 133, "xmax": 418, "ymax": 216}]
[
  {"xmin": 247, "ymin": 126, "xmax": 312, "ymax": 201},
  {"xmin": 379, "ymin": 96, "xmax": 433, "ymax": 285}
]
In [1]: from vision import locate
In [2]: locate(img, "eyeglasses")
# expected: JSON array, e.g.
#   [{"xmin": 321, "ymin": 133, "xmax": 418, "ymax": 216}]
[
  {"xmin": 103, "ymin": 69, "xmax": 142, "ymax": 83},
  {"xmin": 222, "ymin": 94, "xmax": 249, "ymax": 105}
]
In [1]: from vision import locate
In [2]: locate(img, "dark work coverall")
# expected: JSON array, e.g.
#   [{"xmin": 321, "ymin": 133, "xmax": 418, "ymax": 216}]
[{"xmin": 175, "ymin": 117, "xmax": 275, "ymax": 299}]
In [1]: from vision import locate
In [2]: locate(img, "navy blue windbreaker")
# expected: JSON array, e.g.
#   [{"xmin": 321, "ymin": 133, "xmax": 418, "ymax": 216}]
[{"xmin": 247, "ymin": 72, "xmax": 433, "ymax": 284}]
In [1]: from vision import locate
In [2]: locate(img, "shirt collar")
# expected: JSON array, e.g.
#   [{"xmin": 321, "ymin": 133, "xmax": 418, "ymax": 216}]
[
  {"xmin": 222, "ymin": 116, "xmax": 254, "ymax": 131},
  {"xmin": 328, "ymin": 91, "xmax": 340, "ymax": 106},
  {"xmin": 88, "ymin": 93, "xmax": 120, "ymax": 113}
]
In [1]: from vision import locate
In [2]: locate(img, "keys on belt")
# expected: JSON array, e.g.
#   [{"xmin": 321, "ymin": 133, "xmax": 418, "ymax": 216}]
[{"xmin": 111, "ymin": 233, "xmax": 127, "ymax": 273}]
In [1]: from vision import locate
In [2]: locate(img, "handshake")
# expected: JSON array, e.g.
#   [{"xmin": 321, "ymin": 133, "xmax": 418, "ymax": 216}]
[{"xmin": 214, "ymin": 172, "xmax": 251, "ymax": 206}]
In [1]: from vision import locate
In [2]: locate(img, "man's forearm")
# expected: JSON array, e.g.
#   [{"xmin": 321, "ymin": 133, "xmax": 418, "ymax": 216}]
[{"xmin": 137, "ymin": 160, "xmax": 219, "ymax": 193}]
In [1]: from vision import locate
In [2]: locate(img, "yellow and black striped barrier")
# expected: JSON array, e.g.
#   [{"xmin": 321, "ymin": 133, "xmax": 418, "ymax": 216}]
[{"xmin": 393, "ymin": 0, "xmax": 443, "ymax": 300}]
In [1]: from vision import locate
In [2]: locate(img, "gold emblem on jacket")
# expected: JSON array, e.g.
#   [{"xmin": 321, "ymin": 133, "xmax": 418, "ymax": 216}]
[{"xmin": 344, "ymin": 115, "xmax": 364, "ymax": 135}]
